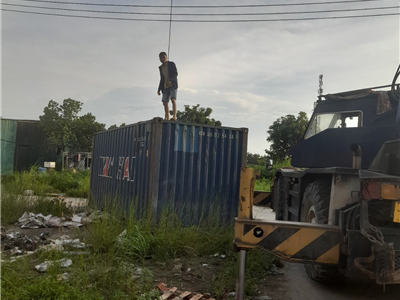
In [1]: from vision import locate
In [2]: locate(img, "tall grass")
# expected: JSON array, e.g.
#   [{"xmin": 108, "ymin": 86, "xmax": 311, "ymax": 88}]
[
  {"xmin": 2, "ymin": 197, "xmax": 273, "ymax": 299},
  {"xmin": 1, "ymin": 168, "xmax": 274, "ymax": 299},
  {"xmin": 1, "ymin": 167, "xmax": 90, "ymax": 198},
  {"xmin": 1, "ymin": 167, "xmax": 89, "ymax": 224}
]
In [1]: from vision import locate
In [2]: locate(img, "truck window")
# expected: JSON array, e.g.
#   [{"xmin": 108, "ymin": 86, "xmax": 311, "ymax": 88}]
[{"xmin": 304, "ymin": 111, "xmax": 362, "ymax": 140}]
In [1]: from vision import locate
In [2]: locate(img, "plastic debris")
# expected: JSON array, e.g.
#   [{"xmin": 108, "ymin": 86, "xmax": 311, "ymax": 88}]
[
  {"xmin": 1, "ymin": 230, "xmax": 38, "ymax": 251},
  {"xmin": 35, "ymin": 258, "xmax": 72, "ymax": 272},
  {"xmin": 57, "ymin": 272, "xmax": 69, "ymax": 281},
  {"xmin": 15, "ymin": 212, "xmax": 83, "ymax": 228},
  {"xmin": 11, "ymin": 247, "xmax": 23, "ymax": 256},
  {"xmin": 9, "ymin": 251, "xmax": 35, "ymax": 263},
  {"xmin": 40, "ymin": 232, "xmax": 50, "ymax": 241},
  {"xmin": 117, "ymin": 229, "xmax": 127, "ymax": 243},
  {"xmin": 41, "ymin": 235, "xmax": 86, "ymax": 251}
]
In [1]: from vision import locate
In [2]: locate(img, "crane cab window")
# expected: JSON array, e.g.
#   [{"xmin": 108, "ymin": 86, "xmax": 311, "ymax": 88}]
[{"xmin": 304, "ymin": 111, "xmax": 362, "ymax": 140}]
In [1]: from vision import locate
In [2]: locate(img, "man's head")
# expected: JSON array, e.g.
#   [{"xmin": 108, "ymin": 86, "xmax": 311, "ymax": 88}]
[{"xmin": 159, "ymin": 52, "xmax": 167, "ymax": 64}]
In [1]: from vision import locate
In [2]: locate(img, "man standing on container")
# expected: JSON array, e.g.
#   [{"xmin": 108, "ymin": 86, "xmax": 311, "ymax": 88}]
[{"xmin": 157, "ymin": 52, "xmax": 178, "ymax": 121}]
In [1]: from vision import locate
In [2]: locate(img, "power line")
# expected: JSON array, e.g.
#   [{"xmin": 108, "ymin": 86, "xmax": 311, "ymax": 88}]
[
  {"xmin": 16, "ymin": 0, "xmax": 389, "ymax": 8},
  {"xmin": 168, "ymin": 0, "xmax": 173, "ymax": 58},
  {"xmin": 2, "ymin": 8, "xmax": 399, "ymax": 22},
  {"xmin": 3, "ymin": 3, "xmax": 399, "ymax": 16}
]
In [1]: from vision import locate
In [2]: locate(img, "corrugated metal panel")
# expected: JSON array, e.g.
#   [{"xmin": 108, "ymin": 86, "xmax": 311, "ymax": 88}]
[
  {"xmin": 90, "ymin": 118, "xmax": 248, "ymax": 224},
  {"xmin": 1, "ymin": 119, "xmax": 18, "ymax": 175},
  {"xmin": 15, "ymin": 121, "xmax": 45, "ymax": 172},
  {"xmin": 90, "ymin": 120, "xmax": 155, "ymax": 216}
]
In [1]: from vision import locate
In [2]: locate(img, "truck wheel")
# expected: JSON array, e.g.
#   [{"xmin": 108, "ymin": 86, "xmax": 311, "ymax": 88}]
[
  {"xmin": 274, "ymin": 176, "xmax": 284, "ymax": 220},
  {"xmin": 301, "ymin": 180, "xmax": 344, "ymax": 283}
]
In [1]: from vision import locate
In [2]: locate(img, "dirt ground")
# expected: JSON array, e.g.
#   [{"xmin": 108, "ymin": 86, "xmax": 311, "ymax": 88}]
[{"xmin": 1, "ymin": 224, "xmax": 283, "ymax": 298}]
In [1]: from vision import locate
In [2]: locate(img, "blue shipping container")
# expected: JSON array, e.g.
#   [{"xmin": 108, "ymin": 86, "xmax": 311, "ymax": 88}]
[{"xmin": 90, "ymin": 118, "xmax": 248, "ymax": 224}]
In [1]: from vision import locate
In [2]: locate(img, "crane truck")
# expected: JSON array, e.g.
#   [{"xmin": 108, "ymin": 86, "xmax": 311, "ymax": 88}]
[{"xmin": 234, "ymin": 66, "xmax": 400, "ymax": 299}]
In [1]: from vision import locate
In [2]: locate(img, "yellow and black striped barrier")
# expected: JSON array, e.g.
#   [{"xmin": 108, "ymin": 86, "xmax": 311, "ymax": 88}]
[{"xmin": 234, "ymin": 218, "xmax": 341, "ymax": 264}]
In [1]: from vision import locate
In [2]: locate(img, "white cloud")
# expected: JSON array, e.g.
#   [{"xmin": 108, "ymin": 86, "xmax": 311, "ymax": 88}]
[{"xmin": 2, "ymin": 0, "xmax": 399, "ymax": 154}]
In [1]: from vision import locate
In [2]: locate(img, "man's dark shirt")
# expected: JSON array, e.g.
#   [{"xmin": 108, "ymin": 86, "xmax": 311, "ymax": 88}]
[{"xmin": 158, "ymin": 61, "xmax": 178, "ymax": 92}]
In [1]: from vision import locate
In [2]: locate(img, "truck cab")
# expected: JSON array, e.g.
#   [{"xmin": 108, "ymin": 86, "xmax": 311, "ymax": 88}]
[{"xmin": 291, "ymin": 89, "xmax": 398, "ymax": 169}]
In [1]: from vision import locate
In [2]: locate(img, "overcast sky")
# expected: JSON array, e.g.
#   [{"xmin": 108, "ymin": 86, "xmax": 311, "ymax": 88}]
[{"xmin": 2, "ymin": 0, "xmax": 399, "ymax": 154}]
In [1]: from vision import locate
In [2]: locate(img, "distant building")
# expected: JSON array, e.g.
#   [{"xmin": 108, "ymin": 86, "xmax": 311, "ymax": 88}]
[{"xmin": 1, "ymin": 118, "xmax": 57, "ymax": 174}]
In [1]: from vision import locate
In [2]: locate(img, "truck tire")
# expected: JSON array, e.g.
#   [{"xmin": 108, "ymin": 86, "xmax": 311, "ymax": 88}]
[
  {"xmin": 274, "ymin": 176, "xmax": 284, "ymax": 220},
  {"xmin": 301, "ymin": 179, "xmax": 344, "ymax": 283}
]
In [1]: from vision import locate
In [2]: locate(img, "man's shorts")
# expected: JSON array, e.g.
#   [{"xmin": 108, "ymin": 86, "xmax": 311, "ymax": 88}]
[{"xmin": 162, "ymin": 86, "xmax": 178, "ymax": 102}]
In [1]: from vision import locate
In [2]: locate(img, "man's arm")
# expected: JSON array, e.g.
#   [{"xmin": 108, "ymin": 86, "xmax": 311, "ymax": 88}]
[
  {"xmin": 158, "ymin": 67, "xmax": 164, "ymax": 94},
  {"xmin": 169, "ymin": 62, "xmax": 178, "ymax": 80}
]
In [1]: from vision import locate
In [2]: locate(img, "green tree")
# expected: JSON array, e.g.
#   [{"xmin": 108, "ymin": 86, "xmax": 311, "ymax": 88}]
[
  {"xmin": 108, "ymin": 123, "xmax": 126, "ymax": 130},
  {"xmin": 266, "ymin": 112, "xmax": 308, "ymax": 162},
  {"xmin": 74, "ymin": 113, "xmax": 106, "ymax": 151},
  {"xmin": 173, "ymin": 104, "xmax": 222, "ymax": 126},
  {"xmin": 39, "ymin": 98, "xmax": 105, "ymax": 152},
  {"xmin": 247, "ymin": 153, "xmax": 267, "ymax": 165}
]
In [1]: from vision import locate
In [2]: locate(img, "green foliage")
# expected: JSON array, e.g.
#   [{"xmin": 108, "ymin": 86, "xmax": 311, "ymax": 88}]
[
  {"xmin": 251, "ymin": 158, "xmax": 291, "ymax": 192},
  {"xmin": 1, "ymin": 200, "xmax": 274, "ymax": 299},
  {"xmin": 2, "ymin": 168, "xmax": 90, "ymax": 198},
  {"xmin": 174, "ymin": 104, "xmax": 222, "ymax": 126},
  {"xmin": 2, "ymin": 173, "xmax": 275, "ymax": 299},
  {"xmin": 108, "ymin": 123, "xmax": 126, "ymax": 130},
  {"xmin": 39, "ymin": 98, "xmax": 105, "ymax": 152},
  {"xmin": 1, "ymin": 168, "xmax": 90, "ymax": 224},
  {"xmin": 254, "ymin": 178, "xmax": 272, "ymax": 192},
  {"xmin": 247, "ymin": 153, "xmax": 267, "ymax": 166},
  {"xmin": 74, "ymin": 113, "xmax": 106, "ymax": 151},
  {"xmin": 47, "ymin": 170, "xmax": 90, "ymax": 198},
  {"xmin": 266, "ymin": 111, "xmax": 308, "ymax": 162}
]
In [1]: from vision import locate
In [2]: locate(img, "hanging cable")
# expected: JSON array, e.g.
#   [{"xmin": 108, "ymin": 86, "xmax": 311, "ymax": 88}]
[
  {"xmin": 2, "ymin": 3, "xmax": 399, "ymax": 16},
  {"xmin": 168, "ymin": 0, "xmax": 173, "ymax": 58},
  {"xmin": 2, "ymin": 8, "xmax": 399, "ymax": 22},
  {"xmin": 16, "ymin": 0, "xmax": 388, "ymax": 8}
]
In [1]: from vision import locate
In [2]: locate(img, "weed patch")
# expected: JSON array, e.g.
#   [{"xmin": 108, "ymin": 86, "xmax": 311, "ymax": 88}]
[{"xmin": 2, "ymin": 170, "xmax": 275, "ymax": 299}]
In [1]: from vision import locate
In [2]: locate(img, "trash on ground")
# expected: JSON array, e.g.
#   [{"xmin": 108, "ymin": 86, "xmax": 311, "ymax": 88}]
[
  {"xmin": 35, "ymin": 258, "xmax": 72, "ymax": 272},
  {"xmin": 41, "ymin": 235, "xmax": 86, "ymax": 251},
  {"xmin": 156, "ymin": 282, "xmax": 215, "ymax": 300},
  {"xmin": 1, "ymin": 229, "xmax": 38, "ymax": 251},
  {"xmin": 117, "ymin": 229, "xmax": 127, "ymax": 243},
  {"xmin": 40, "ymin": 232, "xmax": 51, "ymax": 240},
  {"xmin": 57, "ymin": 272, "xmax": 69, "ymax": 281},
  {"xmin": 11, "ymin": 247, "xmax": 23, "ymax": 256},
  {"xmin": 15, "ymin": 212, "xmax": 84, "ymax": 228},
  {"xmin": 70, "ymin": 213, "xmax": 91, "ymax": 225},
  {"xmin": 2, "ymin": 251, "xmax": 36, "ymax": 263}
]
